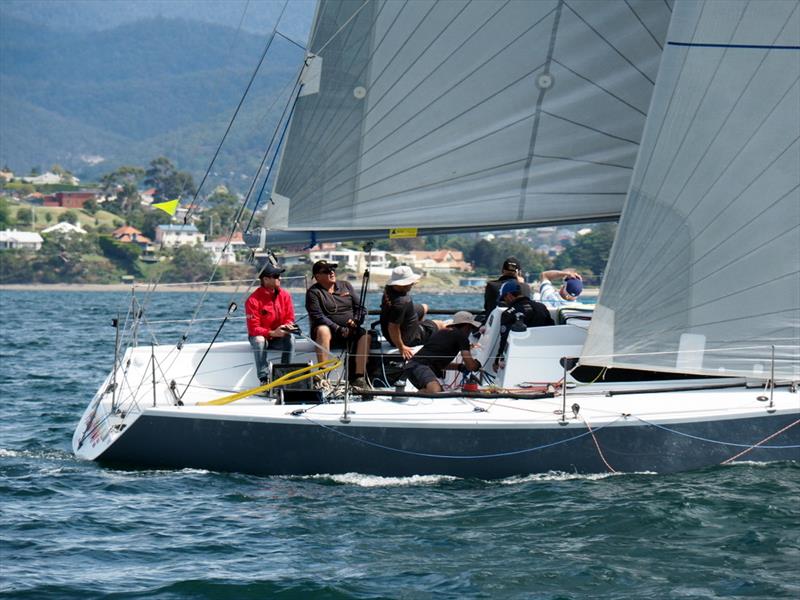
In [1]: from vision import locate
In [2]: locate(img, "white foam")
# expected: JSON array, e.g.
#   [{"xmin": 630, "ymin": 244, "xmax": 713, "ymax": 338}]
[
  {"xmin": 0, "ymin": 448, "xmax": 19, "ymax": 458},
  {"xmin": 496, "ymin": 470, "xmax": 655, "ymax": 484},
  {"xmin": 293, "ymin": 472, "xmax": 460, "ymax": 487}
]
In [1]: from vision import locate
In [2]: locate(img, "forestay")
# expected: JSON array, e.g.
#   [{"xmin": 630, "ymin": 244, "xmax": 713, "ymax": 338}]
[
  {"xmin": 582, "ymin": 0, "xmax": 800, "ymax": 380},
  {"xmin": 268, "ymin": 0, "xmax": 671, "ymax": 237}
]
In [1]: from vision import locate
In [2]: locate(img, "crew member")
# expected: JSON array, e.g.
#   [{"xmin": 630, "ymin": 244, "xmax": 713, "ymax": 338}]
[
  {"xmin": 539, "ymin": 269, "xmax": 583, "ymax": 306},
  {"xmin": 245, "ymin": 263, "xmax": 296, "ymax": 384},
  {"xmin": 305, "ymin": 260, "xmax": 371, "ymax": 388},
  {"xmin": 403, "ymin": 311, "xmax": 482, "ymax": 393},
  {"xmin": 484, "ymin": 256, "xmax": 532, "ymax": 313},
  {"xmin": 380, "ymin": 265, "xmax": 443, "ymax": 360},
  {"xmin": 494, "ymin": 280, "xmax": 553, "ymax": 369}
]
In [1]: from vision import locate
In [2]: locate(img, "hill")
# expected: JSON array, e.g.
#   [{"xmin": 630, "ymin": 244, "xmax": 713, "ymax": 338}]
[{"xmin": 0, "ymin": 11, "xmax": 308, "ymax": 191}]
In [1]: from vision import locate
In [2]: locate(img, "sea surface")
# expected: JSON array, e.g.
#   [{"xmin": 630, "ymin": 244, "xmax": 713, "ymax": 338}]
[{"xmin": 1, "ymin": 288, "xmax": 798, "ymax": 599}]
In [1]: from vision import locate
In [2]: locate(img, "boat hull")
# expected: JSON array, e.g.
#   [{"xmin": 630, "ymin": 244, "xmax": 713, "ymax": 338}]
[{"xmin": 96, "ymin": 409, "xmax": 800, "ymax": 478}]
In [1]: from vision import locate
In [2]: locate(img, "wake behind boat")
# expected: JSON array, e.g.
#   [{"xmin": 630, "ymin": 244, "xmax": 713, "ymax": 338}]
[{"xmin": 73, "ymin": 0, "xmax": 800, "ymax": 476}]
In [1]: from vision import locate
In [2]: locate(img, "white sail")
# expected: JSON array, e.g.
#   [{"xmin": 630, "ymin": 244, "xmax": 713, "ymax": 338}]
[
  {"xmin": 582, "ymin": 0, "xmax": 800, "ymax": 380},
  {"xmin": 268, "ymin": 0, "xmax": 671, "ymax": 237}
]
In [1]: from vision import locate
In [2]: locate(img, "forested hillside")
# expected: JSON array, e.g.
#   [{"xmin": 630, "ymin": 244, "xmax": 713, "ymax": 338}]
[{"xmin": 0, "ymin": 6, "xmax": 310, "ymax": 191}]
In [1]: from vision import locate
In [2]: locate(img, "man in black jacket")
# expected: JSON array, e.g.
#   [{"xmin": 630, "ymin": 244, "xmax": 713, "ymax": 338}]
[
  {"xmin": 483, "ymin": 256, "xmax": 532, "ymax": 313},
  {"xmin": 305, "ymin": 260, "xmax": 371, "ymax": 388},
  {"xmin": 493, "ymin": 280, "xmax": 554, "ymax": 370}
]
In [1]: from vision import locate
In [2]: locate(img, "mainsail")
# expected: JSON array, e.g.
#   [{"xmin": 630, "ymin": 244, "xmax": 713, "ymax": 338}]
[
  {"xmin": 268, "ymin": 0, "xmax": 671, "ymax": 240},
  {"xmin": 582, "ymin": 0, "xmax": 800, "ymax": 380}
]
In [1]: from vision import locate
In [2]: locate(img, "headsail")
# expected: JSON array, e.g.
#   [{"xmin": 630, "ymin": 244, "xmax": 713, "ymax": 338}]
[
  {"xmin": 267, "ymin": 0, "xmax": 671, "ymax": 240},
  {"xmin": 582, "ymin": 0, "xmax": 800, "ymax": 380}
]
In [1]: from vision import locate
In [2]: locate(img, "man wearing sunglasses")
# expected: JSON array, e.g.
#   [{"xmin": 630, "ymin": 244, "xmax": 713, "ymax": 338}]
[
  {"xmin": 245, "ymin": 263, "xmax": 297, "ymax": 385},
  {"xmin": 305, "ymin": 260, "xmax": 371, "ymax": 388}
]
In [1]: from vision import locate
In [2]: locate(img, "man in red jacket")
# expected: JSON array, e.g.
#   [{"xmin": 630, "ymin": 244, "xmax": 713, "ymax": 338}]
[{"xmin": 246, "ymin": 263, "xmax": 296, "ymax": 384}]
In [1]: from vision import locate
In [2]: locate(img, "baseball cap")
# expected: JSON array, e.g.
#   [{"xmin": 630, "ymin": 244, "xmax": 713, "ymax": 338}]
[
  {"xmin": 564, "ymin": 277, "xmax": 583, "ymax": 297},
  {"xmin": 502, "ymin": 256, "xmax": 521, "ymax": 271},
  {"xmin": 312, "ymin": 260, "xmax": 338, "ymax": 274},
  {"xmin": 498, "ymin": 279, "xmax": 521, "ymax": 299},
  {"xmin": 259, "ymin": 263, "xmax": 285, "ymax": 278}
]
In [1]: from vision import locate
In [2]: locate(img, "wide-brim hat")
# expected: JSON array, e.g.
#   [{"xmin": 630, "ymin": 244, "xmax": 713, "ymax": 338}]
[
  {"xmin": 448, "ymin": 311, "xmax": 481, "ymax": 329},
  {"xmin": 388, "ymin": 265, "xmax": 421, "ymax": 286}
]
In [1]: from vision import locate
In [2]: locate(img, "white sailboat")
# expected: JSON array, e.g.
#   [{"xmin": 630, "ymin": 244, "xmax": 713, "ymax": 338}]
[{"xmin": 73, "ymin": 0, "xmax": 799, "ymax": 477}]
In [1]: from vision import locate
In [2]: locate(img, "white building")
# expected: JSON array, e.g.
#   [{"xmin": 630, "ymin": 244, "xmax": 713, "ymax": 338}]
[
  {"xmin": 203, "ymin": 233, "xmax": 248, "ymax": 265},
  {"xmin": 20, "ymin": 172, "xmax": 62, "ymax": 185},
  {"xmin": 0, "ymin": 229, "xmax": 44, "ymax": 250},
  {"xmin": 155, "ymin": 224, "xmax": 205, "ymax": 248},
  {"xmin": 308, "ymin": 248, "xmax": 394, "ymax": 275}
]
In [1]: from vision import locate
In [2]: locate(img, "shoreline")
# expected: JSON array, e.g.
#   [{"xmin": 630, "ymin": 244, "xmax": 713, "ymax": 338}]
[{"xmin": 0, "ymin": 282, "xmax": 599, "ymax": 296}]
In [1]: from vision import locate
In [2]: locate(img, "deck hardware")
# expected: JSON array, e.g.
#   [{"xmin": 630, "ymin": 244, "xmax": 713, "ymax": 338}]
[
  {"xmin": 571, "ymin": 403, "xmax": 580, "ymax": 419},
  {"xmin": 473, "ymin": 406, "xmax": 487, "ymax": 413},
  {"xmin": 290, "ymin": 409, "xmax": 306, "ymax": 416}
]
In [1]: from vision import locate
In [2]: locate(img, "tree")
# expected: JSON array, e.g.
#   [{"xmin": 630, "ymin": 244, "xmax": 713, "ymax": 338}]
[
  {"xmin": 144, "ymin": 157, "xmax": 196, "ymax": 201},
  {"xmin": 59, "ymin": 210, "xmax": 80, "ymax": 225},
  {"xmin": 198, "ymin": 188, "xmax": 247, "ymax": 237},
  {"xmin": 164, "ymin": 244, "xmax": 214, "ymax": 283},
  {"xmin": 83, "ymin": 198, "xmax": 99, "ymax": 215},
  {"xmin": 100, "ymin": 166, "xmax": 144, "ymax": 215},
  {"xmin": 555, "ymin": 223, "xmax": 617, "ymax": 281},
  {"xmin": 16, "ymin": 207, "xmax": 33, "ymax": 226},
  {"xmin": 44, "ymin": 212, "xmax": 53, "ymax": 223},
  {"xmin": 0, "ymin": 198, "xmax": 13, "ymax": 228},
  {"xmin": 466, "ymin": 238, "xmax": 551, "ymax": 278}
]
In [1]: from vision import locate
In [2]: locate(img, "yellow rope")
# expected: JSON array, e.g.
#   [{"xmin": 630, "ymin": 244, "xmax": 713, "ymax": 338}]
[{"xmin": 198, "ymin": 359, "xmax": 342, "ymax": 406}]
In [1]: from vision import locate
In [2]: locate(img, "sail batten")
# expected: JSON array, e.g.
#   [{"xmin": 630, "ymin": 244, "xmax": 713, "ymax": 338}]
[
  {"xmin": 269, "ymin": 0, "xmax": 671, "ymax": 233},
  {"xmin": 582, "ymin": 0, "xmax": 800, "ymax": 380}
]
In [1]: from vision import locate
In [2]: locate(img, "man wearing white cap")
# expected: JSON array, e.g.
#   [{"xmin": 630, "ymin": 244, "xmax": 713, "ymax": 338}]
[
  {"xmin": 379, "ymin": 265, "xmax": 443, "ymax": 359},
  {"xmin": 403, "ymin": 311, "xmax": 482, "ymax": 393}
]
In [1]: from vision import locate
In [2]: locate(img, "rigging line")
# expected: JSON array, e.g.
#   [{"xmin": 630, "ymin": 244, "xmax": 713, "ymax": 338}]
[
  {"xmin": 583, "ymin": 416, "xmax": 617, "ymax": 473},
  {"xmin": 286, "ymin": 10, "xmax": 555, "ymax": 199},
  {"xmin": 275, "ymin": 30, "xmax": 307, "ymax": 51},
  {"xmin": 563, "ymin": 0, "xmax": 656, "ymax": 86},
  {"xmin": 280, "ymin": 1, "xmax": 416, "ymax": 194},
  {"xmin": 227, "ymin": 0, "xmax": 250, "ymax": 55},
  {"xmin": 300, "ymin": 414, "xmax": 625, "ymax": 460},
  {"xmin": 624, "ymin": 0, "xmax": 663, "ymax": 51},
  {"xmin": 721, "ymin": 418, "xmax": 800, "ymax": 463},
  {"xmin": 550, "ymin": 58, "xmax": 648, "ymax": 117},
  {"xmin": 281, "ymin": 0, "xmax": 389, "ymax": 189},
  {"xmin": 182, "ymin": 0, "xmax": 290, "ymax": 226},
  {"xmin": 632, "ymin": 416, "xmax": 800, "ymax": 450},
  {"xmin": 282, "ymin": 0, "xmax": 514, "ymax": 193},
  {"xmin": 245, "ymin": 77, "xmax": 304, "ymax": 232},
  {"xmin": 624, "ymin": 131, "xmax": 800, "ymax": 299},
  {"xmin": 668, "ymin": 42, "xmax": 800, "ymax": 51},
  {"xmin": 539, "ymin": 109, "xmax": 641, "ymax": 146},
  {"xmin": 315, "ymin": 0, "xmax": 372, "ymax": 57},
  {"xmin": 176, "ymin": 76, "xmax": 304, "ymax": 346},
  {"xmin": 288, "ymin": 60, "xmax": 549, "ymax": 208},
  {"xmin": 649, "ymin": 4, "xmax": 798, "ymax": 215}
]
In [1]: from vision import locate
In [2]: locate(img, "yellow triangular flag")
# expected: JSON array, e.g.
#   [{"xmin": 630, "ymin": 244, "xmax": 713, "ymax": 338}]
[{"xmin": 152, "ymin": 199, "xmax": 180, "ymax": 216}]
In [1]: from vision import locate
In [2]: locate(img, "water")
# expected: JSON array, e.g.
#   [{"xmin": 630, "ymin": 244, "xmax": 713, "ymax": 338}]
[{"xmin": 1, "ymin": 289, "xmax": 798, "ymax": 599}]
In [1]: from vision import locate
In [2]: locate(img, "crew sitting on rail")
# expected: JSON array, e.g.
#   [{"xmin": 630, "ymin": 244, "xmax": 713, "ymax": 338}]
[
  {"xmin": 493, "ymin": 280, "xmax": 554, "ymax": 371},
  {"xmin": 402, "ymin": 311, "xmax": 482, "ymax": 393},
  {"xmin": 539, "ymin": 269, "xmax": 583, "ymax": 306},
  {"xmin": 245, "ymin": 263, "xmax": 296, "ymax": 385},
  {"xmin": 380, "ymin": 265, "xmax": 444, "ymax": 360},
  {"xmin": 305, "ymin": 260, "xmax": 371, "ymax": 389}
]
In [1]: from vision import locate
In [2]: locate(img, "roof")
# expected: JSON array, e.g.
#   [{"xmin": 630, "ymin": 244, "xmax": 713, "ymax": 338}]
[
  {"xmin": 42, "ymin": 222, "xmax": 87, "ymax": 234},
  {"xmin": 112, "ymin": 225, "xmax": 143, "ymax": 236},
  {"xmin": 0, "ymin": 229, "xmax": 44, "ymax": 243}
]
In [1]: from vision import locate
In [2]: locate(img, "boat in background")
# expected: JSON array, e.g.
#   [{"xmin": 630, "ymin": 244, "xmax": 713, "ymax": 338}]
[{"xmin": 73, "ymin": 0, "xmax": 799, "ymax": 476}]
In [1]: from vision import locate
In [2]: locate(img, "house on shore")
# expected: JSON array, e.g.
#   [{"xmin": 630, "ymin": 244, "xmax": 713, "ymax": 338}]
[
  {"xmin": 112, "ymin": 225, "xmax": 152, "ymax": 249},
  {"xmin": 43, "ymin": 190, "xmax": 101, "ymax": 209},
  {"xmin": 0, "ymin": 229, "xmax": 44, "ymax": 251},
  {"xmin": 155, "ymin": 224, "xmax": 205, "ymax": 248},
  {"xmin": 42, "ymin": 222, "xmax": 87, "ymax": 236}
]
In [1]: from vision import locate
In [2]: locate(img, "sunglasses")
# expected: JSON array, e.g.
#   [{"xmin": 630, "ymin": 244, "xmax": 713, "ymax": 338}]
[{"xmin": 318, "ymin": 268, "xmax": 336, "ymax": 274}]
